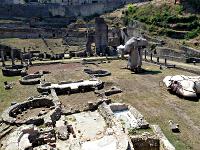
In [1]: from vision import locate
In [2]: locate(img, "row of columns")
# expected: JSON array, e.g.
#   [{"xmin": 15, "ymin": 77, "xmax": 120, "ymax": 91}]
[
  {"xmin": 0, "ymin": 49, "xmax": 32, "ymax": 67},
  {"xmin": 144, "ymin": 50, "xmax": 167, "ymax": 66}
]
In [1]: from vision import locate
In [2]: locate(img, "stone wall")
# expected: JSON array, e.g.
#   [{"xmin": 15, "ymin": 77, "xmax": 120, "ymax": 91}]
[
  {"xmin": 0, "ymin": 1, "xmax": 146, "ymax": 19},
  {"xmin": 131, "ymin": 134, "xmax": 160, "ymax": 150},
  {"xmin": 155, "ymin": 47, "xmax": 186, "ymax": 62},
  {"xmin": 1, "ymin": 96, "xmax": 60, "ymax": 125},
  {"xmin": 180, "ymin": 45, "xmax": 200, "ymax": 58},
  {"xmin": 0, "ymin": 2, "xmax": 122, "ymax": 18}
]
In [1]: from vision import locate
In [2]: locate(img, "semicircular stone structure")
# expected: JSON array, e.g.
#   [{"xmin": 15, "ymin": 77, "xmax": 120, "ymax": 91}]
[
  {"xmin": 1, "ymin": 96, "xmax": 61, "ymax": 126},
  {"xmin": 19, "ymin": 73, "xmax": 43, "ymax": 85},
  {"xmin": 2, "ymin": 65, "xmax": 27, "ymax": 76}
]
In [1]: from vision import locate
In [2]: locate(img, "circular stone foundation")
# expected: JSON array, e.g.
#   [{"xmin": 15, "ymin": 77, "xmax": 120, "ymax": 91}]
[
  {"xmin": 19, "ymin": 74, "xmax": 43, "ymax": 85},
  {"xmin": 2, "ymin": 65, "xmax": 27, "ymax": 76},
  {"xmin": 84, "ymin": 69, "xmax": 111, "ymax": 77},
  {"xmin": 1, "ymin": 97, "xmax": 59, "ymax": 125}
]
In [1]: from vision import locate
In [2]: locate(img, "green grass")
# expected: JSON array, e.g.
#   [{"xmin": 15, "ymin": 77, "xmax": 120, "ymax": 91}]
[
  {"xmin": 123, "ymin": 3, "xmax": 200, "ymax": 39},
  {"xmin": 99, "ymin": 60, "xmax": 200, "ymax": 149},
  {"xmin": 0, "ymin": 68, "xmax": 38, "ymax": 115}
]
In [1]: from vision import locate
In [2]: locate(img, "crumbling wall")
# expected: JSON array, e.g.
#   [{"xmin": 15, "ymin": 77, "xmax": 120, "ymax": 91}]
[
  {"xmin": 1, "ymin": 97, "xmax": 60, "ymax": 125},
  {"xmin": 98, "ymin": 102, "xmax": 130, "ymax": 150},
  {"xmin": 0, "ymin": 2, "xmax": 123, "ymax": 19},
  {"xmin": 131, "ymin": 134, "xmax": 160, "ymax": 150},
  {"xmin": 155, "ymin": 47, "xmax": 186, "ymax": 62},
  {"xmin": 180, "ymin": 45, "xmax": 200, "ymax": 58},
  {"xmin": 151, "ymin": 125, "xmax": 175, "ymax": 150}
]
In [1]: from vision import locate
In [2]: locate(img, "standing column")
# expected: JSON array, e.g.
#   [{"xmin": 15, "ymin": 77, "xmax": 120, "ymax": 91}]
[
  {"xmin": 11, "ymin": 49, "xmax": 15, "ymax": 66},
  {"xmin": 20, "ymin": 51, "xmax": 23, "ymax": 65},
  {"xmin": 1, "ymin": 50, "xmax": 5, "ymax": 67},
  {"xmin": 28, "ymin": 50, "xmax": 32, "ymax": 65}
]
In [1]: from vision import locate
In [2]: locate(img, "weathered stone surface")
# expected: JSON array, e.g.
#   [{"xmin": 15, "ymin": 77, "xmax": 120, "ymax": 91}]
[
  {"xmin": 95, "ymin": 17, "xmax": 108, "ymax": 56},
  {"xmin": 151, "ymin": 125, "xmax": 175, "ymax": 150},
  {"xmin": 104, "ymin": 86, "xmax": 122, "ymax": 96},
  {"xmin": 120, "ymin": 37, "xmax": 148, "ymax": 72},
  {"xmin": 84, "ymin": 68, "xmax": 111, "ymax": 77},
  {"xmin": 1, "ymin": 125, "xmax": 36, "ymax": 150},
  {"xmin": 56, "ymin": 126, "xmax": 69, "ymax": 140},
  {"xmin": 1, "ymin": 96, "xmax": 60, "ymax": 125},
  {"xmin": 2, "ymin": 65, "xmax": 27, "ymax": 77},
  {"xmin": 37, "ymin": 79, "xmax": 103, "ymax": 94},
  {"xmin": 19, "ymin": 73, "xmax": 43, "ymax": 85},
  {"xmin": 98, "ymin": 102, "xmax": 129, "ymax": 150},
  {"xmin": 163, "ymin": 75, "xmax": 200, "ymax": 98},
  {"xmin": 131, "ymin": 134, "xmax": 160, "ymax": 150},
  {"xmin": 169, "ymin": 120, "xmax": 180, "ymax": 133}
]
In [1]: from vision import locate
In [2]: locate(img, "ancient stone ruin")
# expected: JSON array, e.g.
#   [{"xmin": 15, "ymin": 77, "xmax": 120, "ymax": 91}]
[
  {"xmin": 95, "ymin": 17, "xmax": 108, "ymax": 56},
  {"xmin": 118, "ymin": 37, "xmax": 148, "ymax": 73},
  {"xmin": 1, "ymin": 96, "xmax": 61, "ymax": 126},
  {"xmin": 163, "ymin": 75, "xmax": 200, "ymax": 98},
  {"xmin": 19, "ymin": 71, "xmax": 50, "ymax": 85},
  {"xmin": 1, "ymin": 97, "xmax": 175, "ymax": 150},
  {"xmin": 37, "ymin": 79, "xmax": 104, "ymax": 94},
  {"xmin": 2, "ymin": 65, "xmax": 27, "ymax": 77},
  {"xmin": 84, "ymin": 68, "xmax": 111, "ymax": 77}
]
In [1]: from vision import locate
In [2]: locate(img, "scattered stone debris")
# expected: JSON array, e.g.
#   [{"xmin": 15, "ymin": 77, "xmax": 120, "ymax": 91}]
[
  {"xmin": 4, "ymin": 81, "xmax": 12, "ymax": 90},
  {"xmin": 95, "ymin": 86, "xmax": 122, "ymax": 97},
  {"xmin": 163, "ymin": 75, "xmax": 200, "ymax": 98},
  {"xmin": 169, "ymin": 120, "xmax": 180, "ymax": 133},
  {"xmin": 84, "ymin": 68, "xmax": 111, "ymax": 77},
  {"xmin": 19, "ymin": 71, "xmax": 50, "ymax": 85},
  {"xmin": 0, "ymin": 95, "xmax": 174, "ymax": 150},
  {"xmin": 105, "ymin": 86, "xmax": 122, "ymax": 96}
]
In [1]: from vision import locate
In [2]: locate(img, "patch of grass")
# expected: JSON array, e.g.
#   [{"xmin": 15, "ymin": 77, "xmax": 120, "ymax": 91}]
[
  {"xmin": 185, "ymin": 27, "xmax": 200, "ymax": 39},
  {"xmin": 123, "ymin": 3, "xmax": 200, "ymax": 39},
  {"xmin": 128, "ymin": 127, "xmax": 154, "ymax": 136},
  {"xmin": 99, "ymin": 60, "xmax": 200, "ymax": 149}
]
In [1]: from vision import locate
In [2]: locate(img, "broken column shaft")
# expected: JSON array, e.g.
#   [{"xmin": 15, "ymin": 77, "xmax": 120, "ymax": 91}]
[
  {"xmin": 1, "ymin": 50, "xmax": 5, "ymax": 67},
  {"xmin": 20, "ymin": 51, "xmax": 23, "ymax": 65},
  {"xmin": 95, "ymin": 17, "xmax": 108, "ymax": 56},
  {"xmin": 11, "ymin": 49, "xmax": 15, "ymax": 66}
]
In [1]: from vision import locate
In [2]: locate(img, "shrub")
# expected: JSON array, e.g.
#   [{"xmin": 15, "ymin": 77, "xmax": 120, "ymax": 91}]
[
  {"xmin": 185, "ymin": 27, "xmax": 200, "ymax": 39},
  {"xmin": 127, "ymin": 4, "xmax": 137, "ymax": 14}
]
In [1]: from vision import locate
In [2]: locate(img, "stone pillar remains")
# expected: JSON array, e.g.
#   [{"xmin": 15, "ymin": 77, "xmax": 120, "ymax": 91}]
[
  {"xmin": 95, "ymin": 17, "xmax": 108, "ymax": 56},
  {"xmin": 1, "ymin": 49, "xmax": 5, "ymax": 67},
  {"xmin": 121, "ymin": 27, "xmax": 129, "ymax": 45},
  {"xmin": 124, "ymin": 37, "xmax": 148, "ymax": 72},
  {"xmin": 11, "ymin": 49, "xmax": 15, "ymax": 66},
  {"xmin": 86, "ymin": 32, "xmax": 95, "ymax": 56},
  {"xmin": 28, "ymin": 50, "xmax": 32, "ymax": 65},
  {"xmin": 20, "ymin": 51, "xmax": 23, "ymax": 65}
]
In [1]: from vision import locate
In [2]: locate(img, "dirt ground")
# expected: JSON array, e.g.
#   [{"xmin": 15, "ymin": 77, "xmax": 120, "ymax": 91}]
[
  {"xmin": 1, "ymin": 60, "xmax": 200, "ymax": 150},
  {"xmin": 16, "ymin": 107, "xmax": 50, "ymax": 121},
  {"xmin": 96, "ymin": 60, "xmax": 200, "ymax": 150},
  {"xmin": 59, "ymin": 92, "xmax": 99, "ymax": 111}
]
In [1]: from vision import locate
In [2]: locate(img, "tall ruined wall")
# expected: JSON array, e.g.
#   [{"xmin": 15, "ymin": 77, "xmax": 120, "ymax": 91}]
[{"xmin": 0, "ymin": 0, "xmax": 145, "ymax": 18}]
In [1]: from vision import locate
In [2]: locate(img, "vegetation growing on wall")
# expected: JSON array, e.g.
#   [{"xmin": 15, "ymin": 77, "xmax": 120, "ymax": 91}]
[{"xmin": 123, "ymin": 3, "xmax": 200, "ymax": 39}]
